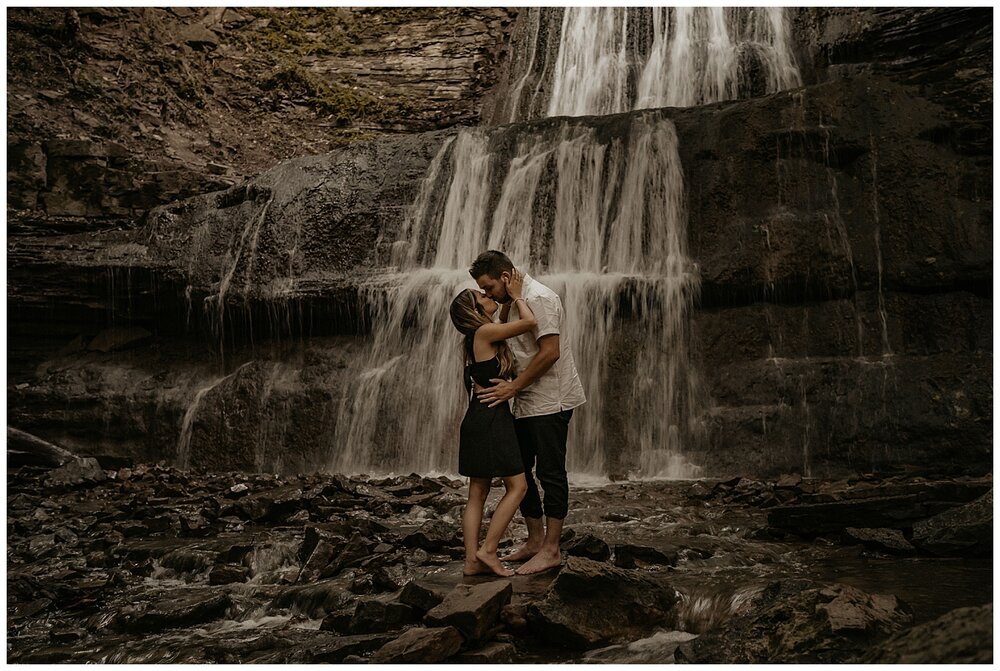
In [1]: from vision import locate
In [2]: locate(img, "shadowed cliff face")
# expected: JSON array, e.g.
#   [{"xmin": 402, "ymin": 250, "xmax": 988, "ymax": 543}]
[{"xmin": 7, "ymin": 8, "xmax": 992, "ymax": 477}]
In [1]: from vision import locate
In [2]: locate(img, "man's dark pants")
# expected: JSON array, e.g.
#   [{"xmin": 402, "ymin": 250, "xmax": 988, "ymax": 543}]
[{"xmin": 514, "ymin": 409, "xmax": 573, "ymax": 520}]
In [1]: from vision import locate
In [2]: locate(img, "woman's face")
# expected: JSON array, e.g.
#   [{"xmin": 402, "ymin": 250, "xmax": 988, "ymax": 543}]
[{"xmin": 474, "ymin": 290, "xmax": 499, "ymax": 318}]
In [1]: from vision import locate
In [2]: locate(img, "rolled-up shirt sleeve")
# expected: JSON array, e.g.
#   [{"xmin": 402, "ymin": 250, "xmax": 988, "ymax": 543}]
[{"xmin": 533, "ymin": 295, "xmax": 561, "ymax": 339}]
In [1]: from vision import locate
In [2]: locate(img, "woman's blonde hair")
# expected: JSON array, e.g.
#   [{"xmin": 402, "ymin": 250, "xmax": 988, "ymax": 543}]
[{"xmin": 448, "ymin": 288, "xmax": 515, "ymax": 378}]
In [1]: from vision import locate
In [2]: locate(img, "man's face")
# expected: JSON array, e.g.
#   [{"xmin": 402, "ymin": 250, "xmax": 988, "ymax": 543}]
[{"xmin": 475, "ymin": 272, "xmax": 510, "ymax": 303}]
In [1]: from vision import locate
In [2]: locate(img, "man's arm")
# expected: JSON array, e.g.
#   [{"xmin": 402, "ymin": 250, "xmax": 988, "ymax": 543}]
[{"xmin": 478, "ymin": 334, "xmax": 560, "ymax": 408}]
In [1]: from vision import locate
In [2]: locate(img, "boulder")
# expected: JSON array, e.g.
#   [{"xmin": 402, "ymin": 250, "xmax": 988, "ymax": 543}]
[
  {"xmin": 402, "ymin": 520, "xmax": 462, "ymax": 552},
  {"xmin": 424, "ymin": 580, "xmax": 513, "ymax": 642},
  {"xmin": 398, "ymin": 580, "xmax": 447, "ymax": 613},
  {"xmin": 350, "ymin": 599, "xmax": 421, "ymax": 634},
  {"xmin": 526, "ymin": 556, "xmax": 679, "ymax": 649},
  {"xmin": 677, "ymin": 582, "xmax": 913, "ymax": 663},
  {"xmin": 911, "ymin": 490, "xmax": 992, "ymax": 557},
  {"xmin": 861, "ymin": 603, "xmax": 992, "ymax": 663},
  {"xmin": 565, "ymin": 534, "xmax": 611, "ymax": 561},
  {"xmin": 613, "ymin": 544, "xmax": 678, "ymax": 569},
  {"xmin": 45, "ymin": 458, "xmax": 107, "ymax": 487},
  {"xmin": 369, "ymin": 626, "xmax": 464, "ymax": 664}
]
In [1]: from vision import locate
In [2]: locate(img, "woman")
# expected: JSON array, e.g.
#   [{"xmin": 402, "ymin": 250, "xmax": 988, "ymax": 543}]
[{"xmin": 448, "ymin": 270, "xmax": 534, "ymax": 577}]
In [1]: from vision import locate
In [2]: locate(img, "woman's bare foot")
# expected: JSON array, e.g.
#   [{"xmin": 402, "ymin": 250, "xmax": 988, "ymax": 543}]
[
  {"xmin": 475, "ymin": 548, "xmax": 514, "ymax": 577},
  {"xmin": 501, "ymin": 543, "xmax": 541, "ymax": 563},
  {"xmin": 463, "ymin": 558, "xmax": 493, "ymax": 576},
  {"xmin": 515, "ymin": 548, "xmax": 561, "ymax": 575}
]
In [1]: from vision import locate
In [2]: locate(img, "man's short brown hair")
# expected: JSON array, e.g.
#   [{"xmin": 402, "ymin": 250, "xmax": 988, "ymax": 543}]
[{"xmin": 469, "ymin": 250, "xmax": 514, "ymax": 280}]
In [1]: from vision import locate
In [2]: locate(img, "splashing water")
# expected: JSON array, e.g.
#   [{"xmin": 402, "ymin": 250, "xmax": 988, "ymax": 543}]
[{"xmin": 333, "ymin": 114, "xmax": 703, "ymax": 478}]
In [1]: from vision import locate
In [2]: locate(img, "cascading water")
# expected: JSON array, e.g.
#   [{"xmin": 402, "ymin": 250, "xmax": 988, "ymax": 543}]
[
  {"xmin": 333, "ymin": 113, "xmax": 702, "ymax": 478},
  {"xmin": 334, "ymin": 7, "xmax": 803, "ymax": 479},
  {"xmin": 496, "ymin": 7, "xmax": 802, "ymax": 123}
]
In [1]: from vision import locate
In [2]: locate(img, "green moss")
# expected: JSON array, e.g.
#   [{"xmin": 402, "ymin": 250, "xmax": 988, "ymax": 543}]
[{"xmin": 257, "ymin": 62, "xmax": 409, "ymax": 125}]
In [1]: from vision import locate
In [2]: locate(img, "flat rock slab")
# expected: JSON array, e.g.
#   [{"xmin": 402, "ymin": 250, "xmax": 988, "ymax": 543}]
[
  {"xmin": 424, "ymin": 580, "xmax": 513, "ymax": 642},
  {"xmin": 114, "ymin": 592, "xmax": 232, "ymax": 633},
  {"xmin": 370, "ymin": 625, "xmax": 464, "ymax": 663},
  {"xmin": 454, "ymin": 641, "xmax": 517, "ymax": 663},
  {"xmin": 767, "ymin": 490, "xmax": 983, "ymax": 535},
  {"xmin": 526, "ymin": 556, "xmax": 678, "ymax": 649},
  {"xmin": 843, "ymin": 527, "xmax": 915, "ymax": 555}
]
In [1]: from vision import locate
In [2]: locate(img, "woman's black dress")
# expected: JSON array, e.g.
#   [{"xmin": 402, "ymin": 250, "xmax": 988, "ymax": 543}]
[{"xmin": 459, "ymin": 351, "xmax": 524, "ymax": 478}]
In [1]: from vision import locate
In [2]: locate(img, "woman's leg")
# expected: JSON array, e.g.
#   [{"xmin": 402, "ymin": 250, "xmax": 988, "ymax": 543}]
[
  {"xmin": 476, "ymin": 474, "xmax": 528, "ymax": 576},
  {"xmin": 463, "ymin": 477, "xmax": 491, "ymax": 575}
]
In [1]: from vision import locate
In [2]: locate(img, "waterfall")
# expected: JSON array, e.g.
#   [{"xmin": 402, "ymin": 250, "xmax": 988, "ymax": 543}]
[
  {"xmin": 498, "ymin": 7, "xmax": 801, "ymax": 122},
  {"xmin": 333, "ymin": 113, "xmax": 701, "ymax": 478},
  {"xmin": 331, "ymin": 7, "xmax": 803, "ymax": 478}
]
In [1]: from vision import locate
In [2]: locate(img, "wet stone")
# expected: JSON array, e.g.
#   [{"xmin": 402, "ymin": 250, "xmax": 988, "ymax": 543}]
[
  {"xmin": 843, "ymin": 527, "xmax": 915, "ymax": 555},
  {"xmin": 424, "ymin": 580, "xmax": 513, "ymax": 642},
  {"xmin": 527, "ymin": 556, "xmax": 679, "ymax": 649},
  {"xmin": 455, "ymin": 641, "xmax": 517, "ymax": 663},
  {"xmin": 113, "ymin": 592, "xmax": 233, "ymax": 634},
  {"xmin": 911, "ymin": 490, "xmax": 992, "ymax": 557},
  {"xmin": 350, "ymin": 598, "xmax": 421, "ymax": 634},
  {"xmin": 861, "ymin": 603, "xmax": 993, "ymax": 664},
  {"xmin": 613, "ymin": 544, "xmax": 678, "ymax": 569},
  {"xmin": 46, "ymin": 458, "xmax": 107, "ymax": 488},
  {"xmin": 398, "ymin": 580, "xmax": 447, "ymax": 613},
  {"xmin": 269, "ymin": 580, "xmax": 354, "ymax": 619},
  {"xmin": 209, "ymin": 563, "xmax": 250, "ymax": 585},
  {"xmin": 566, "ymin": 533, "xmax": 612, "ymax": 561},
  {"xmin": 370, "ymin": 625, "xmax": 464, "ymax": 664}
]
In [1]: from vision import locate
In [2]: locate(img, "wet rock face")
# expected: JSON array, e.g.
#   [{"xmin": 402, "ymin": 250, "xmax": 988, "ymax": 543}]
[
  {"xmin": 862, "ymin": 603, "xmax": 994, "ymax": 664},
  {"xmin": 7, "ymin": 8, "xmax": 991, "ymax": 479},
  {"xmin": 911, "ymin": 490, "xmax": 992, "ymax": 557},
  {"xmin": 678, "ymin": 581, "xmax": 913, "ymax": 663},
  {"xmin": 527, "ymin": 556, "xmax": 679, "ymax": 649}
]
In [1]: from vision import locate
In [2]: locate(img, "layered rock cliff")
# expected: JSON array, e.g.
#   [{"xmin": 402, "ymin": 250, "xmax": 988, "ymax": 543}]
[{"xmin": 7, "ymin": 8, "xmax": 992, "ymax": 477}]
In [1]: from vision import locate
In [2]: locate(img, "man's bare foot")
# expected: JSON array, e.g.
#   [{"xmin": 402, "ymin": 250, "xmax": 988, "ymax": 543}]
[
  {"xmin": 475, "ymin": 548, "xmax": 515, "ymax": 577},
  {"xmin": 515, "ymin": 548, "xmax": 562, "ymax": 575},
  {"xmin": 501, "ymin": 543, "xmax": 541, "ymax": 563},
  {"xmin": 463, "ymin": 558, "xmax": 493, "ymax": 576}
]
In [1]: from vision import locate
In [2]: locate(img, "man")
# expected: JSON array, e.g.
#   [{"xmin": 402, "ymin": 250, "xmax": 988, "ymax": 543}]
[{"xmin": 469, "ymin": 250, "xmax": 586, "ymax": 575}]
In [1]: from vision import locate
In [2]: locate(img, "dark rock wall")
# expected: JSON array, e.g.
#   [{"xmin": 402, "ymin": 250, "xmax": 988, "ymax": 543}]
[{"xmin": 7, "ymin": 8, "xmax": 991, "ymax": 477}]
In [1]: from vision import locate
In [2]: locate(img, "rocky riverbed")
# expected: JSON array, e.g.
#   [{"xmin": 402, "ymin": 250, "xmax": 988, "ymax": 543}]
[{"xmin": 7, "ymin": 456, "xmax": 992, "ymax": 663}]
